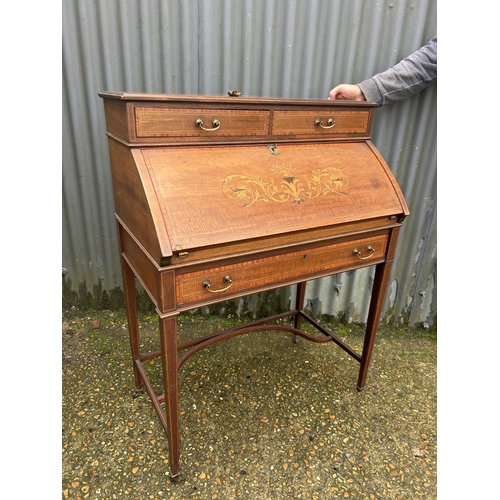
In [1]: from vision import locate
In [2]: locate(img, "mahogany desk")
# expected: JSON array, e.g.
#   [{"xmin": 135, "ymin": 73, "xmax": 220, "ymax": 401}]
[{"xmin": 99, "ymin": 91, "xmax": 409, "ymax": 479}]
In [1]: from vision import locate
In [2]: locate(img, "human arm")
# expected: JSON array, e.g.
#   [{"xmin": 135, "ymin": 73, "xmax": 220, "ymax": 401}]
[
  {"xmin": 328, "ymin": 84, "xmax": 366, "ymax": 102},
  {"xmin": 329, "ymin": 36, "xmax": 437, "ymax": 107}
]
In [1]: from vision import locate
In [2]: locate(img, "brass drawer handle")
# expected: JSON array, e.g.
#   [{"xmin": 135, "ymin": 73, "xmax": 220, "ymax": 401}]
[
  {"xmin": 315, "ymin": 118, "xmax": 336, "ymax": 129},
  {"xmin": 353, "ymin": 246, "xmax": 375, "ymax": 260},
  {"xmin": 195, "ymin": 118, "xmax": 221, "ymax": 131},
  {"xmin": 202, "ymin": 275, "xmax": 233, "ymax": 293}
]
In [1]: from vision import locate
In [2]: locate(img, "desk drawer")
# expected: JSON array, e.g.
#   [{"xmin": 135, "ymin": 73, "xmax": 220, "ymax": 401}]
[
  {"xmin": 176, "ymin": 234, "xmax": 388, "ymax": 306},
  {"xmin": 135, "ymin": 107, "xmax": 270, "ymax": 139},
  {"xmin": 272, "ymin": 110, "xmax": 371, "ymax": 137}
]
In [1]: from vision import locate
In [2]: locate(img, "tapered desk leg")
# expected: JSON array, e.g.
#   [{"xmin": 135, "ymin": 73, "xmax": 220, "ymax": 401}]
[
  {"xmin": 120, "ymin": 255, "xmax": 142, "ymax": 393},
  {"xmin": 159, "ymin": 316, "xmax": 181, "ymax": 479},
  {"xmin": 294, "ymin": 281, "xmax": 307, "ymax": 330},
  {"xmin": 357, "ymin": 261, "xmax": 393, "ymax": 391}
]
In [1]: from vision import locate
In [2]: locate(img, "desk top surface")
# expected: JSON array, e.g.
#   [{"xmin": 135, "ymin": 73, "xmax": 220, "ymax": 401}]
[{"xmin": 99, "ymin": 91, "xmax": 378, "ymax": 108}]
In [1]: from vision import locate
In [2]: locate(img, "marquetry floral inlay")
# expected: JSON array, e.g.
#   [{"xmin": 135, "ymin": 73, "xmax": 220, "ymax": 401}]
[{"xmin": 222, "ymin": 165, "xmax": 350, "ymax": 207}]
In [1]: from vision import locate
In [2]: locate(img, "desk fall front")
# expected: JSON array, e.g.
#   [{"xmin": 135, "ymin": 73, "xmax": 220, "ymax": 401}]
[{"xmin": 99, "ymin": 91, "xmax": 409, "ymax": 479}]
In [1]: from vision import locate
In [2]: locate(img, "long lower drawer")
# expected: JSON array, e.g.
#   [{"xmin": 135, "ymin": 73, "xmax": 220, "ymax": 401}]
[{"xmin": 175, "ymin": 233, "xmax": 388, "ymax": 306}]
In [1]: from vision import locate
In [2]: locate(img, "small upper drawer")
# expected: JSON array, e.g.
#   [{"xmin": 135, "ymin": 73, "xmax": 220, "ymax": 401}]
[
  {"xmin": 134, "ymin": 107, "xmax": 271, "ymax": 140},
  {"xmin": 272, "ymin": 110, "xmax": 371, "ymax": 138}
]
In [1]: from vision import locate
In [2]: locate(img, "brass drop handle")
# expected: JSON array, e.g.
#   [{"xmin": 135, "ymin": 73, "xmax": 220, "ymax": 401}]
[
  {"xmin": 353, "ymin": 246, "xmax": 375, "ymax": 260},
  {"xmin": 195, "ymin": 118, "xmax": 221, "ymax": 131},
  {"xmin": 315, "ymin": 118, "xmax": 336, "ymax": 129},
  {"xmin": 202, "ymin": 275, "xmax": 233, "ymax": 293}
]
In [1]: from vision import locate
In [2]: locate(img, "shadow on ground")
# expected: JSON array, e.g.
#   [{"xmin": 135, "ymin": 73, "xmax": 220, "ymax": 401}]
[{"xmin": 62, "ymin": 311, "xmax": 436, "ymax": 499}]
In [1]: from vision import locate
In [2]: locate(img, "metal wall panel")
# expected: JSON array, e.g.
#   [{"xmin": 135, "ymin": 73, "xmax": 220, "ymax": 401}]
[{"xmin": 62, "ymin": 0, "xmax": 437, "ymax": 326}]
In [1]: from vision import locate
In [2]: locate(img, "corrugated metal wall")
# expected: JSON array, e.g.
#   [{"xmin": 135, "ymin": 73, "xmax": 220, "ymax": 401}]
[{"xmin": 62, "ymin": 0, "xmax": 437, "ymax": 326}]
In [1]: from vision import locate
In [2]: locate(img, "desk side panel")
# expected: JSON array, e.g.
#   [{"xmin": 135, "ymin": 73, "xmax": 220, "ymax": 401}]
[
  {"xmin": 118, "ymin": 224, "xmax": 160, "ymax": 309},
  {"xmin": 366, "ymin": 141, "xmax": 410, "ymax": 219},
  {"xmin": 107, "ymin": 139, "xmax": 168, "ymax": 263},
  {"xmin": 103, "ymin": 99, "xmax": 133, "ymax": 142}
]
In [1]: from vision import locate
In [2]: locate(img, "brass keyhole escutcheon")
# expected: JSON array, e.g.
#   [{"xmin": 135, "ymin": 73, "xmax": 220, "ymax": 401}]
[{"xmin": 267, "ymin": 144, "xmax": 279, "ymax": 155}]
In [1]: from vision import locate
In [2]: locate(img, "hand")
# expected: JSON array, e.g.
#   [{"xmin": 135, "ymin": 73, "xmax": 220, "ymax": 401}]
[{"xmin": 328, "ymin": 84, "xmax": 366, "ymax": 101}]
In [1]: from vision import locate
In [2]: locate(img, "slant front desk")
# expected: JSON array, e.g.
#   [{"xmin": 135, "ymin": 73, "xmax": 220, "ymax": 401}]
[{"xmin": 99, "ymin": 91, "xmax": 409, "ymax": 479}]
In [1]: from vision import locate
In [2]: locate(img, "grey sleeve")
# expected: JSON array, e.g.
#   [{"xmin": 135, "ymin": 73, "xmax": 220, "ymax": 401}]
[{"xmin": 357, "ymin": 36, "xmax": 437, "ymax": 107}]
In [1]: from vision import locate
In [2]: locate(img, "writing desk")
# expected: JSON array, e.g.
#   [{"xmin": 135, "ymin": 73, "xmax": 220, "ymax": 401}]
[{"xmin": 99, "ymin": 91, "xmax": 409, "ymax": 479}]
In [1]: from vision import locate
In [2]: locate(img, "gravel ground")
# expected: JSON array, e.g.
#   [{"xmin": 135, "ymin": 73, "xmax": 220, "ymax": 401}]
[{"xmin": 62, "ymin": 311, "xmax": 437, "ymax": 500}]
